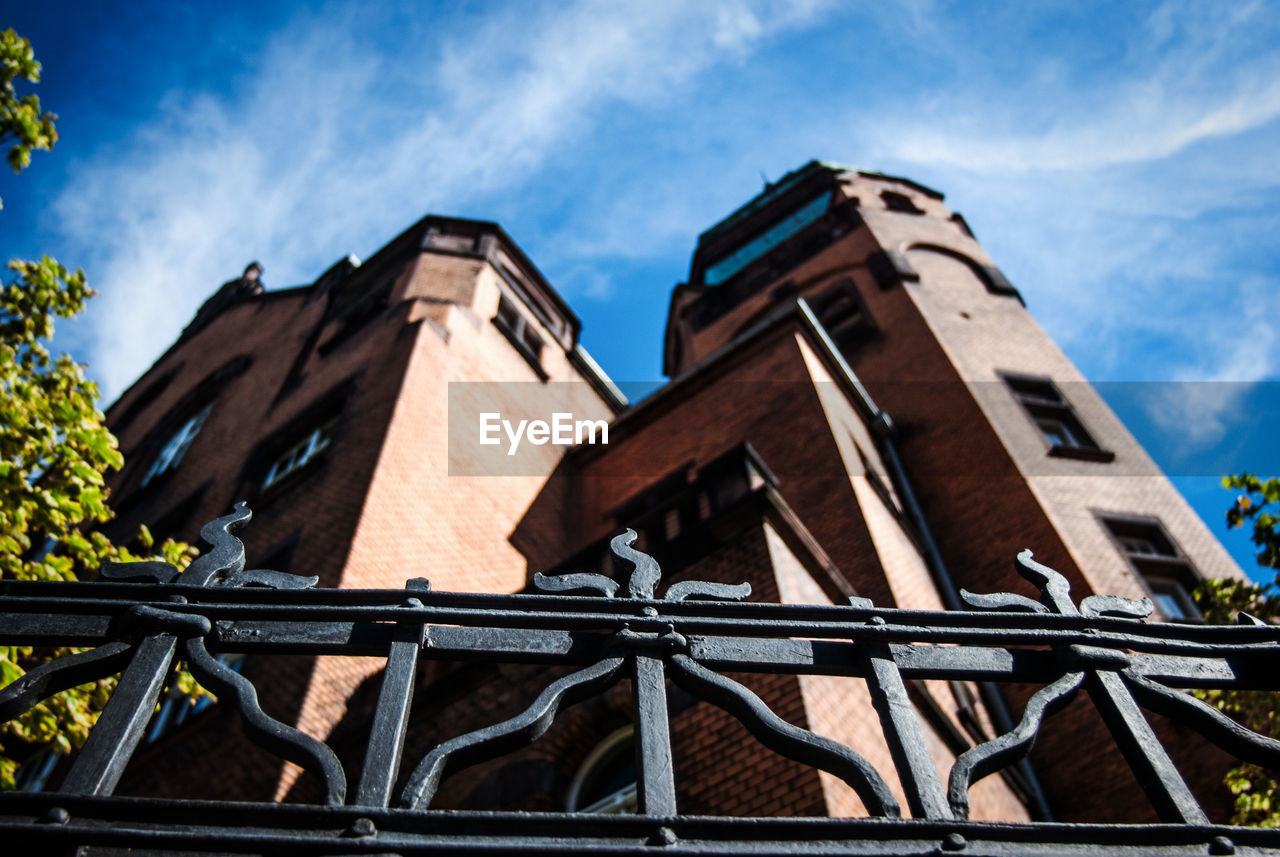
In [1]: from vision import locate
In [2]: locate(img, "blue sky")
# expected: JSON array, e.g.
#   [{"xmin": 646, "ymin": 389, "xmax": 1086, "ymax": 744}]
[{"xmin": 3, "ymin": 1, "xmax": 1278, "ymax": 578}]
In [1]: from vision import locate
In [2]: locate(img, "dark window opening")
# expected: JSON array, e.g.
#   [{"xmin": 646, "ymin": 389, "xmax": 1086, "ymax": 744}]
[
  {"xmin": 264, "ymin": 419, "xmax": 337, "ymax": 489},
  {"xmin": 866, "ymin": 250, "xmax": 920, "ymax": 290},
  {"xmin": 251, "ymin": 382, "xmax": 352, "ymax": 499},
  {"xmin": 146, "ymin": 654, "xmax": 246, "ymax": 744},
  {"xmin": 610, "ymin": 446, "xmax": 774, "ymax": 557},
  {"xmin": 493, "ymin": 294, "xmax": 547, "ymax": 379},
  {"xmin": 807, "ymin": 278, "xmax": 877, "ymax": 348},
  {"xmin": 1002, "ymin": 373, "xmax": 1114, "ymax": 463},
  {"xmin": 881, "ymin": 190, "xmax": 924, "ymax": 214},
  {"xmin": 1101, "ymin": 516, "xmax": 1200, "ymax": 621},
  {"xmin": 141, "ymin": 403, "xmax": 212, "ymax": 487},
  {"xmin": 703, "ymin": 192, "xmax": 832, "ymax": 286},
  {"xmin": 566, "ymin": 725, "xmax": 637, "ymax": 814}
]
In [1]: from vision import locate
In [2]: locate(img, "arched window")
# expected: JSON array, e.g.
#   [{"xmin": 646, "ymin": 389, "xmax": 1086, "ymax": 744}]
[
  {"xmin": 565, "ymin": 725, "xmax": 637, "ymax": 814},
  {"xmin": 141, "ymin": 403, "xmax": 212, "ymax": 486}
]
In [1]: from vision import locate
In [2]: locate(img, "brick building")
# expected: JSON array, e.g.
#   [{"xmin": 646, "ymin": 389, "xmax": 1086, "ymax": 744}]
[{"xmin": 95, "ymin": 160, "xmax": 1244, "ymax": 822}]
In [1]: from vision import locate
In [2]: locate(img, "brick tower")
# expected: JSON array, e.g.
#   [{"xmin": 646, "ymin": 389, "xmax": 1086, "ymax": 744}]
[
  {"xmin": 101, "ymin": 217, "xmax": 622, "ymax": 797},
  {"xmin": 665, "ymin": 161, "xmax": 1239, "ymax": 614},
  {"xmin": 86, "ymin": 162, "xmax": 1245, "ymax": 821}
]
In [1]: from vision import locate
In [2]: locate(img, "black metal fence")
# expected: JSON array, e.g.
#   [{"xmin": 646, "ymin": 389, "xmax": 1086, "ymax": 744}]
[{"xmin": 2, "ymin": 503, "xmax": 1280, "ymax": 855}]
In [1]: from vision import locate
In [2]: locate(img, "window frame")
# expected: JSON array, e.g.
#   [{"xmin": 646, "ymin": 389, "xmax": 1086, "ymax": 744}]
[
  {"xmin": 703, "ymin": 191, "xmax": 833, "ymax": 286},
  {"xmin": 806, "ymin": 277, "xmax": 878, "ymax": 349},
  {"xmin": 262, "ymin": 419, "xmax": 337, "ymax": 490},
  {"xmin": 140, "ymin": 402, "xmax": 213, "ymax": 487},
  {"xmin": 565, "ymin": 724, "xmax": 638, "ymax": 814},
  {"xmin": 1000, "ymin": 372, "xmax": 1115, "ymax": 463},
  {"xmin": 881, "ymin": 189, "xmax": 925, "ymax": 214},
  {"xmin": 1098, "ymin": 514, "xmax": 1202, "ymax": 622},
  {"xmin": 250, "ymin": 379, "xmax": 354, "ymax": 502},
  {"xmin": 146, "ymin": 653, "xmax": 246, "ymax": 744},
  {"xmin": 492, "ymin": 292, "xmax": 548, "ymax": 380}
]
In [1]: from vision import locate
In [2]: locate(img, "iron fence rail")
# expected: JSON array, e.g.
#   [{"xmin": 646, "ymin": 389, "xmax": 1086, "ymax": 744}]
[{"xmin": 1, "ymin": 504, "xmax": 1279, "ymax": 855}]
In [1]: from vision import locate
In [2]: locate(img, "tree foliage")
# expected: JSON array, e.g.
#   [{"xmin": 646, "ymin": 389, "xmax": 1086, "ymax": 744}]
[
  {"xmin": 1195, "ymin": 474, "xmax": 1280, "ymax": 826},
  {"xmin": 1, "ymin": 28, "xmax": 58, "ymax": 208},
  {"xmin": 0, "ymin": 30, "xmax": 195, "ymax": 789}
]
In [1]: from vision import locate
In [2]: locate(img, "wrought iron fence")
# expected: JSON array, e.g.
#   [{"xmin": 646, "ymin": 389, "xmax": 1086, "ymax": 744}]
[{"xmin": 2, "ymin": 503, "xmax": 1280, "ymax": 855}]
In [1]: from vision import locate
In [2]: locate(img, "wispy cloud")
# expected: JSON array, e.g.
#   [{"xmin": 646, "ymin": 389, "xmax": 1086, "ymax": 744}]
[
  {"xmin": 51, "ymin": 0, "xmax": 833, "ymax": 399},
  {"xmin": 840, "ymin": 1, "xmax": 1280, "ymax": 445},
  {"xmin": 38, "ymin": 0, "xmax": 1280, "ymax": 471},
  {"xmin": 878, "ymin": 1, "xmax": 1280, "ymax": 172}
]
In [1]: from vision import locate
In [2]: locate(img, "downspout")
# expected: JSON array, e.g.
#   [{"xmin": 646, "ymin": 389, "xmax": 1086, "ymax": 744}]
[
  {"xmin": 795, "ymin": 298, "xmax": 1053, "ymax": 821},
  {"xmin": 875, "ymin": 419, "xmax": 1055, "ymax": 822}
]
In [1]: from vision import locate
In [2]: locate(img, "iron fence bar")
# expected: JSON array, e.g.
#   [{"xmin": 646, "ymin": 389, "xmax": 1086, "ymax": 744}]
[
  {"xmin": 58, "ymin": 633, "xmax": 177, "ymax": 796},
  {"xmin": 859, "ymin": 642, "xmax": 951, "ymax": 819},
  {"xmin": 354, "ymin": 624, "xmax": 423, "ymax": 808},
  {"xmin": 15, "ymin": 510, "xmax": 1280, "ymax": 851},
  {"xmin": 1086, "ymin": 669, "xmax": 1208, "ymax": 825},
  {"xmin": 633, "ymin": 652, "xmax": 677, "ymax": 817},
  {"xmin": 4, "ymin": 792, "xmax": 1280, "ymax": 855},
  {"xmin": 7, "ymin": 580, "xmax": 1280, "ymax": 638},
  {"xmin": 8, "ymin": 608, "xmax": 1280, "ymax": 663},
  {"xmin": 1, "ymin": 614, "xmax": 1273, "ymax": 686}
]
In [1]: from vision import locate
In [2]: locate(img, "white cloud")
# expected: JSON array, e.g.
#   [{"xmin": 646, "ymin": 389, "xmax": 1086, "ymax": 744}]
[
  {"xmin": 841, "ymin": 1, "xmax": 1280, "ymax": 447},
  {"xmin": 52, "ymin": 0, "xmax": 834, "ymax": 400},
  {"xmin": 1138, "ymin": 273, "xmax": 1278, "ymax": 449},
  {"xmin": 875, "ymin": 1, "xmax": 1280, "ymax": 173},
  {"xmin": 42, "ymin": 0, "xmax": 1280, "ymax": 470}
]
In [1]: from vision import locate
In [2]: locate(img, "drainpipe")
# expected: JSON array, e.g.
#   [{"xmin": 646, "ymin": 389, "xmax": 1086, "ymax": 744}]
[
  {"xmin": 797, "ymin": 297, "xmax": 1052, "ymax": 819},
  {"xmin": 875, "ymin": 419, "xmax": 1055, "ymax": 822}
]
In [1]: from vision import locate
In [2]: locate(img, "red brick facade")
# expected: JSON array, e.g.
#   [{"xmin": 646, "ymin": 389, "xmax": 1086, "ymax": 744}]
[{"xmin": 97, "ymin": 164, "xmax": 1242, "ymax": 822}]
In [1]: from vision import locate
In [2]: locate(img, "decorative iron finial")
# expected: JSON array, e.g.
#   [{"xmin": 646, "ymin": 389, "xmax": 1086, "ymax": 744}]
[
  {"xmin": 533, "ymin": 529, "xmax": 751, "ymax": 602},
  {"xmin": 960, "ymin": 549, "xmax": 1152, "ymax": 619},
  {"xmin": 101, "ymin": 503, "xmax": 318, "ymax": 590}
]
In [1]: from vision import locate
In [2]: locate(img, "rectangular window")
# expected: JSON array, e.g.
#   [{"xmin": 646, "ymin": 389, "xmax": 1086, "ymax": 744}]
[
  {"xmin": 1101, "ymin": 516, "xmax": 1200, "ymax": 621},
  {"xmin": 263, "ymin": 420, "xmax": 336, "ymax": 489},
  {"xmin": 147, "ymin": 654, "xmax": 246, "ymax": 743},
  {"xmin": 13, "ymin": 748, "xmax": 60, "ymax": 792},
  {"xmin": 1002, "ymin": 374, "xmax": 1114, "ymax": 462},
  {"xmin": 704, "ymin": 192, "xmax": 831, "ymax": 286},
  {"xmin": 881, "ymin": 190, "xmax": 924, "ymax": 214},
  {"xmin": 141, "ymin": 403, "xmax": 213, "ymax": 486},
  {"xmin": 807, "ymin": 278, "xmax": 876, "ymax": 348},
  {"xmin": 493, "ymin": 294, "xmax": 547, "ymax": 379}
]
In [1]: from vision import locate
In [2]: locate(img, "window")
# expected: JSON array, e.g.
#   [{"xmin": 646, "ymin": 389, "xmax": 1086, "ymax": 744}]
[
  {"xmin": 14, "ymin": 748, "xmax": 60, "ymax": 792},
  {"xmin": 493, "ymin": 294, "xmax": 547, "ymax": 378},
  {"xmin": 1001, "ymin": 374, "xmax": 1114, "ymax": 462},
  {"xmin": 704, "ymin": 192, "xmax": 832, "ymax": 286},
  {"xmin": 141, "ymin": 403, "xmax": 212, "ymax": 486},
  {"xmin": 881, "ymin": 190, "xmax": 924, "ymax": 214},
  {"xmin": 806, "ymin": 278, "xmax": 876, "ymax": 348},
  {"xmin": 566, "ymin": 725, "xmax": 637, "ymax": 814},
  {"xmin": 263, "ymin": 419, "xmax": 336, "ymax": 489},
  {"xmin": 147, "ymin": 654, "xmax": 246, "ymax": 743},
  {"xmin": 1101, "ymin": 516, "xmax": 1201, "ymax": 621}
]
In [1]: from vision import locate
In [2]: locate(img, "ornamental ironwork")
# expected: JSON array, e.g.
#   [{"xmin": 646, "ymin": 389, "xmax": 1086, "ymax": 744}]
[{"xmin": 1, "ymin": 503, "xmax": 1279, "ymax": 854}]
